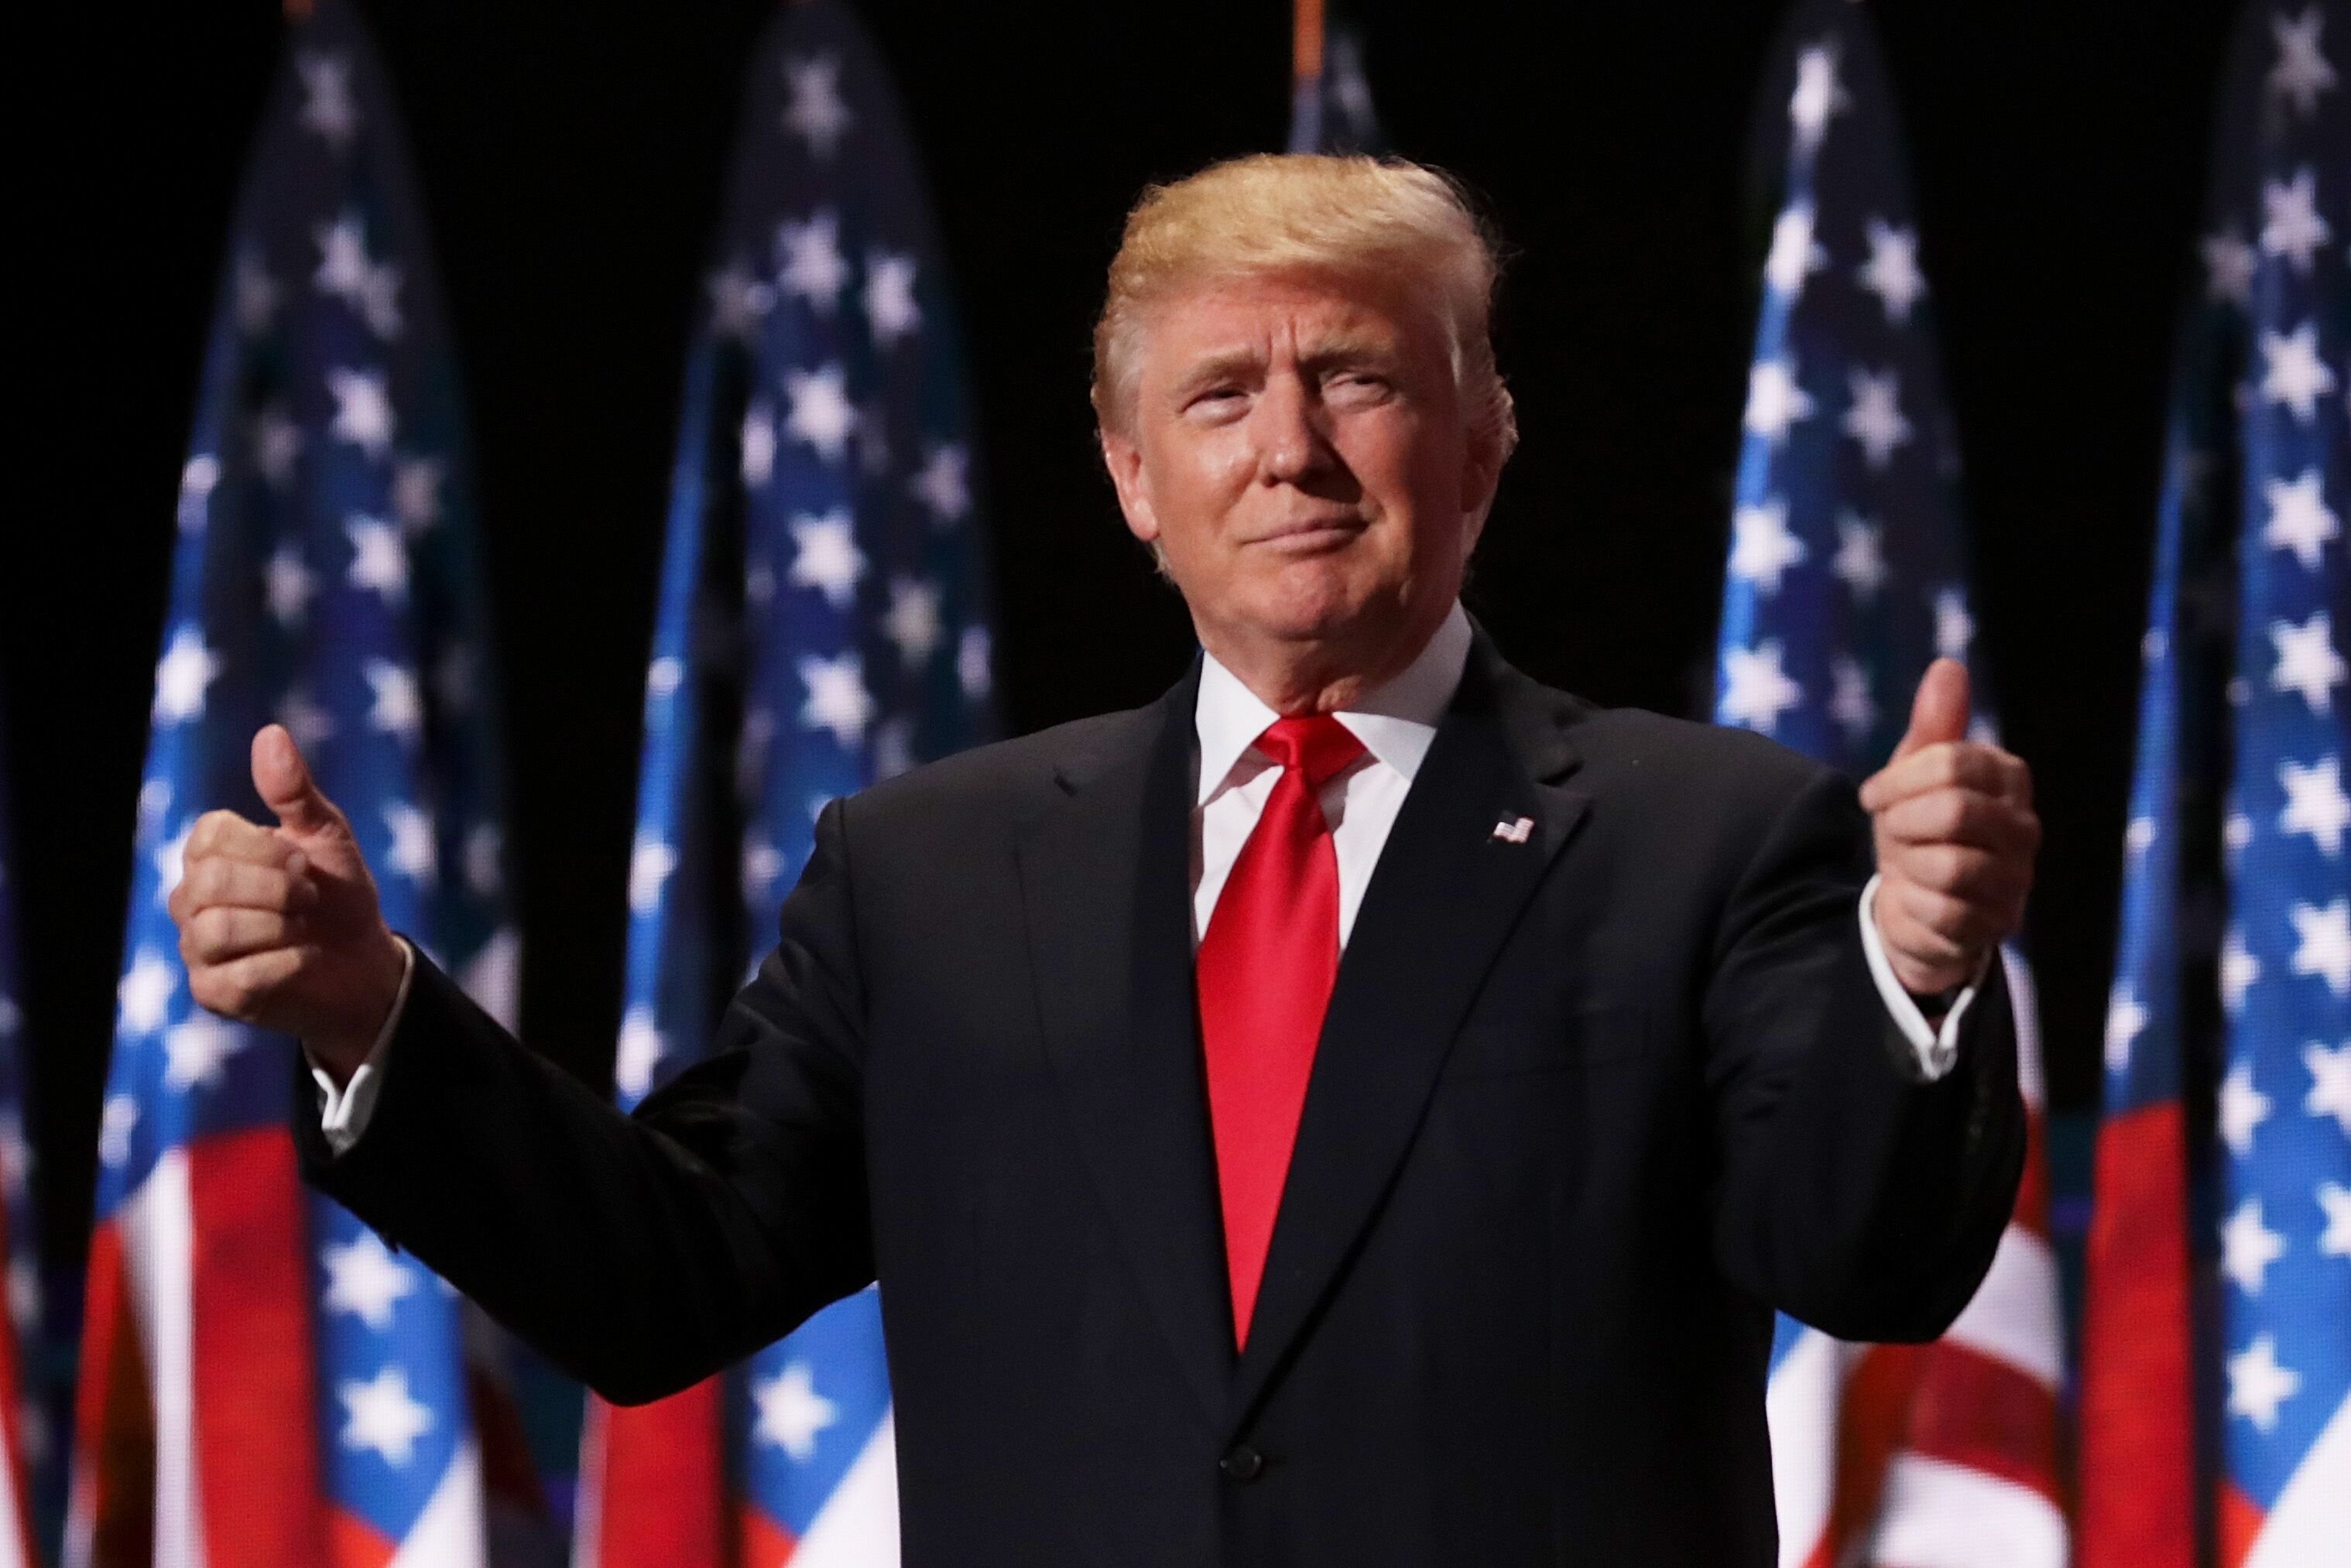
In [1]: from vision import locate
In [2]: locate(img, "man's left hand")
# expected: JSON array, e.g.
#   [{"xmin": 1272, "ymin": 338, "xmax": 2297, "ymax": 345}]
[{"xmin": 1858, "ymin": 659, "xmax": 2039, "ymax": 998}]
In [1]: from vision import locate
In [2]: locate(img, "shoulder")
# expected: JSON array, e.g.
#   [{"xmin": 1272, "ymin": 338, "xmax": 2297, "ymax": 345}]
[
  {"xmin": 1570, "ymin": 707, "xmax": 1838, "ymax": 806},
  {"xmin": 836, "ymin": 700, "xmax": 1164, "ymax": 830}
]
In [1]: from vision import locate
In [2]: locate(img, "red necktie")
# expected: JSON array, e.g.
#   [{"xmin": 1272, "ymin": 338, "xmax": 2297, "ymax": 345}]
[{"xmin": 1196, "ymin": 714, "xmax": 1366, "ymax": 1348}]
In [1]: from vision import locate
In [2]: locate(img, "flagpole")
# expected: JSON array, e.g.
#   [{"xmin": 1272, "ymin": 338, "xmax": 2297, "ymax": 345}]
[{"xmin": 1293, "ymin": 0, "xmax": 1324, "ymax": 90}]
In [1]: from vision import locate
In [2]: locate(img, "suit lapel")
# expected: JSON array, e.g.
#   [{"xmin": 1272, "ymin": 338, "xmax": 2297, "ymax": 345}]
[
  {"xmin": 1229, "ymin": 638, "xmax": 1593, "ymax": 1432},
  {"xmin": 1015, "ymin": 667, "xmax": 1232, "ymax": 1423}
]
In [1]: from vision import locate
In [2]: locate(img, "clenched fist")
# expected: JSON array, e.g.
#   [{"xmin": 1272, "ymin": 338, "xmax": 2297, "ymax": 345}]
[
  {"xmin": 166, "ymin": 724, "xmax": 406, "ymax": 1080},
  {"xmin": 1859, "ymin": 659, "xmax": 2039, "ymax": 998}
]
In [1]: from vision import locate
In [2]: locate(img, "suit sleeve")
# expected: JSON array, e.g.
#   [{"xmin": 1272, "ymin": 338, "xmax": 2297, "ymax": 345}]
[
  {"xmin": 1701, "ymin": 766, "xmax": 2026, "ymax": 1343},
  {"xmin": 294, "ymin": 800, "xmax": 875, "ymax": 1405}
]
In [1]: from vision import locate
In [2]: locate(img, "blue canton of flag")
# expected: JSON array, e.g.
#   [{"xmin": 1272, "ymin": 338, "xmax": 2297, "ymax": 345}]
[
  {"xmin": 2083, "ymin": 7, "xmax": 2349, "ymax": 1563},
  {"xmin": 574, "ymin": 4, "xmax": 996, "ymax": 1563},
  {"xmin": 67, "ymin": 4, "xmax": 517, "ymax": 1564},
  {"xmin": 1716, "ymin": 5, "xmax": 2065, "ymax": 1566},
  {"xmin": 0, "ymin": 714, "xmax": 56, "ymax": 1566}
]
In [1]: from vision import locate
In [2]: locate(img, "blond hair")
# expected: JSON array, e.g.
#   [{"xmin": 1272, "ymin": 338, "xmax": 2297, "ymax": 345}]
[{"xmin": 1090, "ymin": 154, "xmax": 1516, "ymax": 457}]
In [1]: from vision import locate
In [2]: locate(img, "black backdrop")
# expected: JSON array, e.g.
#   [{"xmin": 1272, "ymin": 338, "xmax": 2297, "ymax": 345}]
[{"xmin": 9, "ymin": 0, "xmax": 2240, "ymax": 1268}]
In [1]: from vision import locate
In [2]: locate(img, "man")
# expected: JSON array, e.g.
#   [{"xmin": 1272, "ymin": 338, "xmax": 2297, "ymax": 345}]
[{"xmin": 170, "ymin": 156, "xmax": 2036, "ymax": 1565}]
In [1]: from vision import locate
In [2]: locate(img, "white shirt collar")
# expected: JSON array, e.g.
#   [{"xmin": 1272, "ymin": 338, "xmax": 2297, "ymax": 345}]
[{"xmin": 1194, "ymin": 601, "xmax": 1473, "ymax": 806}]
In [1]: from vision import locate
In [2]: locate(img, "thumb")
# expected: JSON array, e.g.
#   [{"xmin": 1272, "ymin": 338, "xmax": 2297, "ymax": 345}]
[
  {"xmin": 1893, "ymin": 658, "xmax": 1971, "ymax": 759},
  {"xmin": 252, "ymin": 724, "xmax": 344, "ymax": 838}
]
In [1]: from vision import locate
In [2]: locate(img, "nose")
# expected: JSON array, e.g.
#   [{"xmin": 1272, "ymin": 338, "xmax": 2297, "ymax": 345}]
[{"xmin": 1254, "ymin": 368, "xmax": 1334, "ymax": 487}]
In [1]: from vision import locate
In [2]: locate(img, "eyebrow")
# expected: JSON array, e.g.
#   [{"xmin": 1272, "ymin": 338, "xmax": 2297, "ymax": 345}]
[{"xmin": 1166, "ymin": 334, "xmax": 1403, "ymax": 399}]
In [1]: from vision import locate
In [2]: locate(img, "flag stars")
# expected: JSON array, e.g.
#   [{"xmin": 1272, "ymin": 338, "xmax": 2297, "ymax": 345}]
[
  {"xmin": 98, "ymin": 1097, "xmax": 139, "ymax": 1169},
  {"xmin": 365, "ymin": 661, "xmax": 423, "ymax": 743},
  {"xmin": 2260, "ymin": 168, "xmax": 2333, "ymax": 272},
  {"xmin": 742, "ymin": 837, "xmax": 787, "ymax": 908},
  {"xmin": 742, "ymin": 400, "xmax": 778, "ymax": 488},
  {"xmin": 2227, "ymin": 1333, "xmax": 2301, "ymax": 1433},
  {"xmin": 162, "ymin": 1014, "xmax": 245, "ymax": 1090},
  {"xmin": 393, "ymin": 458, "xmax": 444, "ymax": 536},
  {"xmin": 2270, "ymin": 613, "xmax": 2346, "ymax": 712},
  {"xmin": 255, "ymin": 406, "xmax": 303, "ymax": 488},
  {"xmin": 382, "ymin": 803, "xmax": 437, "ymax": 889},
  {"xmin": 707, "ymin": 260, "xmax": 774, "ymax": 341},
  {"xmin": 613, "ymin": 1007, "xmax": 666, "ymax": 1103},
  {"xmin": 178, "ymin": 456, "xmax": 219, "ymax": 532},
  {"xmin": 1842, "ymin": 369, "xmax": 1913, "ymax": 469},
  {"xmin": 2220, "ymin": 1197, "xmax": 2288, "ymax": 1295},
  {"xmin": 1934, "ymin": 589, "xmax": 1975, "ymax": 660},
  {"xmin": 280, "ymin": 687, "xmax": 335, "ymax": 751},
  {"xmin": 2202, "ymin": 228, "xmax": 2258, "ymax": 305},
  {"xmin": 2260, "ymin": 322, "xmax": 2338, "ymax": 423},
  {"xmin": 2289, "ymin": 898, "xmax": 2351, "ymax": 995},
  {"xmin": 2305, "ymin": 1039, "xmax": 2351, "ymax": 1136},
  {"xmin": 781, "ymin": 53, "xmax": 854, "ymax": 159},
  {"xmin": 268, "ymin": 544, "xmax": 314, "ymax": 627},
  {"xmin": 1829, "ymin": 656, "xmax": 1876, "ymax": 742},
  {"xmin": 1787, "ymin": 43, "xmax": 1846, "ymax": 150},
  {"xmin": 326, "ymin": 367, "xmax": 396, "ymax": 460},
  {"xmin": 117, "ymin": 950, "xmax": 176, "ymax": 1038},
  {"xmin": 752, "ymin": 1361, "xmax": 838, "ymax": 1462},
  {"xmin": 321, "ymin": 1232, "xmax": 415, "ymax": 1331},
  {"xmin": 153, "ymin": 626, "xmax": 222, "ymax": 726},
  {"xmin": 2222, "ymin": 926, "xmax": 2262, "ymax": 1014},
  {"xmin": 787, "ymin": 510, "xmax": 866, "ymax": 608},
  {"xmin": 296, "ymin": 52, "xmax": 358, "ymax": 150},
  {"xmin": 910, "ymin": 444, "xmax": 972, "ymax": 523},
  {"xmin": 2262, "ymin": 469, "xmax": 2338, "ymax": 571},
  {"xmin": 1832, "ymin": 514, "xmax": 1888, "ymax": 601},
  {"xmin": 798, "ymin": 652, "xmax": 875, "ymax": 748},
  {"xmin": 1743, "ymin": 358, "xmax": 1815, "ymax": 446},
  {"xmin": 339, "ymin": 1366, "xmax": 434, "ymax": 1468},
  {"xmin": 629, "ymin": 836, "xmax": 678, "ymax": 916},
  {"xmin": 2318, "ymin": 1183, "xmax": 2351, "ymax": 1258},
  {"xmin": 958, "ymin": 625, "xmax": 992, "ymax": 699},
  {"xmin": 2126, "ymin": 816, "xmax": 2158, "ymax": 862},
  {"xmin": 2219, "ymin": 1060, "xmax": 2272, "ymax": 1157},
  {"xmin": 1856, "ymin": 218, "xmax": 1926, "ymax": 323},
  {"xmin": 1763, "ymin": 202, "xmax": 1826, "ymax": 300},
  {"xmin": 886, "ymin": 577, "xmax": 944, "ymax": 666},
  {"xmin": 346, "ymin": 517, "xmax": 408, "ymax": 604},
  {"xmin": 2105, "ymin": 984, "xmax": 2149, "ymax": 1071},
  {"xmin": 784, "ymin": 364, "xmax": 858, "ymax": 464},
  {"xmin": 864, "ymin": 250, "xmax": 921, "ymax": 346},
  {"xmin": 314, "ymin": 214, "xmax": 402, "ymax": 338},
  {"xmin": 2268, "ymin": 6, "xmax": 2339, "ymax": 116},
  {"xmin": 1719, "ymin": 641, "xmax": 1804, "ymax": 734},
  {"xmin": 777, "ymin": 211, "xmax": 850, "ymax": 313},
  {"xmin": 2279, "ymin": 755, "xmax": 2349, "ymax": 854},
  {"xmin": 1729, "ymin": 499, "xmax": 1808, "ymax": 593}
]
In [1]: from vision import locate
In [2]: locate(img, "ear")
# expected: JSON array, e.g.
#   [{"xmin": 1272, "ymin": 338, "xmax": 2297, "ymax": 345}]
[
  {"xmin": 1100, "ymin": 426, "xmax": 1161, "ymax": 548},
  {"xmin": 1456, "ymin": 422, "xmax": 1506, "ymax": 553}
]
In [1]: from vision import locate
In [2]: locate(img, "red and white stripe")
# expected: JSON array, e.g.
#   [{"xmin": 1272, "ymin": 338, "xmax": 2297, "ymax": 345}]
[{"xmin": 1772, "ymin": 949, "xmax": 2068, "ymax": 1568}]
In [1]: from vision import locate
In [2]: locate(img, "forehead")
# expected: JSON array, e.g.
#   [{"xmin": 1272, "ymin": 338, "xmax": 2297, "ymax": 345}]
[{"xmin": 1135, "ymin": 268, "xmax": 1445, "ymax": 371}]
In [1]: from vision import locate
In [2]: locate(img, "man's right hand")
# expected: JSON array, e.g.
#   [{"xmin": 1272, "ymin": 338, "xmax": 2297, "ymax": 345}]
[{"xmin": 166, "ymin": 724, "xmax": 409, "ymax": 1083}]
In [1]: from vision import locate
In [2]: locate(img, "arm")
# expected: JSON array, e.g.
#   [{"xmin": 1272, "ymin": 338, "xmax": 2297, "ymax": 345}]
[
  {"xmin": 1704, "ymin": 767, "xmax": 2026, "ymax": 1342},
  {"xmin": 296, "ymin": 799, "xmax": 874, "ymax": 1404}
]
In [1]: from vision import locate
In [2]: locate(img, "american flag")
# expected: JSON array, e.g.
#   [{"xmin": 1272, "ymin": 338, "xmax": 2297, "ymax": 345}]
[
  {"xmin": 65, "ymin": 3, "xmax": 524, "ymax": 1563},
  {"xmin": 570, "ymin": 3, "xmax": 995, "ymax": 1564},
  {"xmin": 0, "ymin": 717, "xmax": 43, "ymax": 1566},
  {"xmin": 1286, "ymin": 0, "xmax": 1384, "ymax": 156},
  {"xmin": 2080, "ymin": 6, "xmax": 2349, "ymax": 1565},
  {"xmin": 1709, "ymin": 3, "xmax": 2065, "ymax": 1563}
]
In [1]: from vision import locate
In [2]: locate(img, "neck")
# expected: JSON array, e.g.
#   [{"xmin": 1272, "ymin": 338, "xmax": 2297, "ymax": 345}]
[{"xmin": 1198, "ymin": 601, "xmax": 1454, "ymax": 715}]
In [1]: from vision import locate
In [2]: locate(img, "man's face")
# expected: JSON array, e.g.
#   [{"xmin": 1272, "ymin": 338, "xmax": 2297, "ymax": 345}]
[{"xmin": 1101, "ymin": 269, "xmax": 1501, "ymax": 687}]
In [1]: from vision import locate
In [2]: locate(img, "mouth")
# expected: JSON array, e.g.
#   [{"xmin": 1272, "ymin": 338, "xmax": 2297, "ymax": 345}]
[{"xmin": 1246, "ymin": 515, "xmax": 1366, "ymax": 552}]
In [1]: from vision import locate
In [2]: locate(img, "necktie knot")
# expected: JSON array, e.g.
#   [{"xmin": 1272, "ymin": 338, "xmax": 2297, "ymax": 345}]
[{"xmin": 1256, "ymin": 714, "xmax": 1366, "ymax": 789}]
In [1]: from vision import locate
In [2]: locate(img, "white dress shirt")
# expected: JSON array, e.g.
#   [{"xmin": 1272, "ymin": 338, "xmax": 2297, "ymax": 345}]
[{"xmin": 318, "ymin": 601, "xmax": 1975, "ymax": 1152}]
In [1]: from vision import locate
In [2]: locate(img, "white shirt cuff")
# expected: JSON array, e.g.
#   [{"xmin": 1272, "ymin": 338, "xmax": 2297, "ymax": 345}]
[
  {"xmin": 310, "ymin": 936, "xmax": 414, "ymax": 1155},
  {"xmin": 1857, "ymin": 874, "xmax": 1982, "ymax": 1081}
]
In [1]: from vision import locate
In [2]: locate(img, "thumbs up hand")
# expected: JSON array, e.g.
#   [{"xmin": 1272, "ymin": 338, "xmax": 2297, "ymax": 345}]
[
  {"xmin": 1856, "ymin": 659, "xmax": 2039, "ymax": 998},
  {"xmin": 166, "ymin": 725, "xmax": 407, "ymax": 1079}
]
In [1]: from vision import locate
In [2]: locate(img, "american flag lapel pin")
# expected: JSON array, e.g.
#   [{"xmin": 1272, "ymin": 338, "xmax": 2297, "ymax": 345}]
[{"xmin": 1492, "ymin": 814, "xmax": 1535, "ymax": 844}]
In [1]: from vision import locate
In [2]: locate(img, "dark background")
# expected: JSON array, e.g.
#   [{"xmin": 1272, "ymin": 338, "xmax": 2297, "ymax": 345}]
[{"xmin": 8, "ymin": 0, "xmax": 2240, "ymax": 1268}]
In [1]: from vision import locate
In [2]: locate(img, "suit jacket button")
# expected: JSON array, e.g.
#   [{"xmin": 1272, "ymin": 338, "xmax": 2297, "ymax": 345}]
[{"xmin": 1220, "ymin": 1445, "xmax": 1265, "ymax": 1483}]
